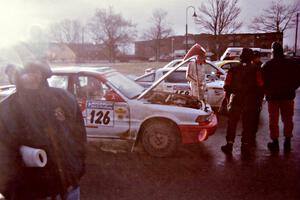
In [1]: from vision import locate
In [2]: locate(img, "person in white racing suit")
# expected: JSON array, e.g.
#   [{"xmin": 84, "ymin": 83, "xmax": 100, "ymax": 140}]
[{"xmin": 184, "ymin": 43, "xmax": 207, "ymax": 101}]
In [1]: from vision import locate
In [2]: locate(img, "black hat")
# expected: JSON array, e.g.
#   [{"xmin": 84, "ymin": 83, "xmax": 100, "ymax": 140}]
[
  {"xmin": 271, "ymin": 42, "xmax": 283, "ymax": 51},
  {"xmin": 240, "ymin": 48, "xmax": 253, "ymax": 62},
  {"xmin": 271, "ymin": 42, "xmax": 283, "ymax": 57},
  {"xmin": 23, "ymin": 61, "xmax": 52, "ymax": 78}
]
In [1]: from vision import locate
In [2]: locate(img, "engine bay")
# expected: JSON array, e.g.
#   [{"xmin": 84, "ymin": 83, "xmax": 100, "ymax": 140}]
[{"xmin": 143, "ymin": 91, "xmax": 203, "ymax": 109}]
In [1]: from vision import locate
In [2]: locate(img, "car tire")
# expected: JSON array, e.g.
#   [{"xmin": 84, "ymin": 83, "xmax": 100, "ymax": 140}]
[{"xmin": 141, "ymin": 121, "xmax": 180, "ymax": 157}]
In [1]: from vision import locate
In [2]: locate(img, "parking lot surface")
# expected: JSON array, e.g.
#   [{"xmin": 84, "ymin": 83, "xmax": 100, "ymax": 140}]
[{"xmin": 80, "ymin": 90, "xmax": 300, "ymax": 200}]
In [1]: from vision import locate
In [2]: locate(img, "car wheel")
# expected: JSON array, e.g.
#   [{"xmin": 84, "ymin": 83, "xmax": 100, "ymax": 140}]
[{"xmin": 141, "ymin": 121, "xmax": 180, "ymax": 157}]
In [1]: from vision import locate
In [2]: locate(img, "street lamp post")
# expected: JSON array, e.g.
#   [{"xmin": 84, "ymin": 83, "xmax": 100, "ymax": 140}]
[
  {"xmin": 185, "ymin": 6, "xmax": 197, "ymax": 53},
  {"xmin": 295, "ymin": 13, "xmax": 299, "ymax": 54}
]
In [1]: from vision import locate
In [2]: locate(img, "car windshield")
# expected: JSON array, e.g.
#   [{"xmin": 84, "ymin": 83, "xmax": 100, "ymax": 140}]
[{"xmin": 106, "ymin": 72, "xmax": 145, "ymax": 99}]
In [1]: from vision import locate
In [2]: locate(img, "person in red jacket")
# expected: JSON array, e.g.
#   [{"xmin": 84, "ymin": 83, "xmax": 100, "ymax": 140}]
[{"xmin": 261, "ymin": 42, "xmax": 300, "ymax": 153}]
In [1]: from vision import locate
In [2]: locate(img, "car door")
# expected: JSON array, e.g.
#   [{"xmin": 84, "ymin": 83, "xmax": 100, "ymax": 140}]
[
  {"xmin": 49, "ymin": 74, "xmax": 130, "ymax": 139},
  {"xmin": 72, "ymin": 75, "xmax": 130, "ymax": 139},
  {"xmin": 202, "ymin": 63, "xmax": 225, "ymax": 108}
]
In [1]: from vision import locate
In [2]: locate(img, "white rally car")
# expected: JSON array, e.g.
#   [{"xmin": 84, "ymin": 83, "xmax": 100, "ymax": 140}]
[
  {"xmin": 47, "ymin": 58, "xmax": 216, "ymax": 157},
  {"xmin": 135, "ymin": 59, "xmax": 226, "ymax": 110}
]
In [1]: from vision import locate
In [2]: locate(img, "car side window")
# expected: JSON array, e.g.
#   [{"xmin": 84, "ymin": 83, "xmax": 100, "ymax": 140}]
[
  {"xmin": 136, "ymin": 73, "xmax": 155, "ymax": 82},
  {"xmin": 48, "ymin": 75, "xmax": 68, "ymax": 90},
  {"xmin": 203, "ymin": 63, "xmax": 217, "ymax": 75},
  {"xmin": 222, "ymin": 63, "xmax": 231, "ymax": 71},
  {"xmin": 163, "ymin": 71, "xmax": 187, "ymax": 83},
  {"xmin": 73, "ymin": 76, "xmax": 108, "ymax": 100}
]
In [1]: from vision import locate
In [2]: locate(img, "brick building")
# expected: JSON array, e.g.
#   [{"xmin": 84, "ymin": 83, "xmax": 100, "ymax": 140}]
[{"xmin": 135, "ymin": 32, "xmax": 283, "ymax": 60}]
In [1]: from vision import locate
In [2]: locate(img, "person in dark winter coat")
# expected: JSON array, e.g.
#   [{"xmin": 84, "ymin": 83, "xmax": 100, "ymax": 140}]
[
  {"xmin": 221, "ymin": 48, "xmax": 264, "ymax": 155},
  {"xmin": 0, "ymin": 61, "xmax": 87, "ymax": 200},
  {"xmin": 261, "ymin": 42, "xmax": 300, "ymax": 153}
]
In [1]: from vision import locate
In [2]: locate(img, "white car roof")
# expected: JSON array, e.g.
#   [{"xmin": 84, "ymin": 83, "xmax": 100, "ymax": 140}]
[{"xmin": 159, "ymin": 59, "xmax": 226, "ymax": 75}]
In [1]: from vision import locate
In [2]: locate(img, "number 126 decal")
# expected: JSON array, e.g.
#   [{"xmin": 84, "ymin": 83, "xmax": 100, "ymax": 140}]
[{"xmin": 87, "ymin": 109, "xmax": 113, "ymax": 126}]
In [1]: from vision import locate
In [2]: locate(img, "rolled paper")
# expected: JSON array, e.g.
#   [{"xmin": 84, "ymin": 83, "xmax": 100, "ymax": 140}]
[{"xmin": 20, "ymin": 146, "xmax": 47, "ymax": 167}]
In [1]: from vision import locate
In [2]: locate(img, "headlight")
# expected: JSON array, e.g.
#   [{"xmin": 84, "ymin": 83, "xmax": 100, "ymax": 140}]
[{"xmin": 195, "ymin": 114, "xmax": 213, "ymax": 126}]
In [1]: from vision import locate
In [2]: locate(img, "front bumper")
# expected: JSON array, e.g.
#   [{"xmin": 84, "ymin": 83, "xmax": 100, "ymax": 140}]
[{"xmin": 178, "ymin": 114, "xmax": 218, "ymax": 144}]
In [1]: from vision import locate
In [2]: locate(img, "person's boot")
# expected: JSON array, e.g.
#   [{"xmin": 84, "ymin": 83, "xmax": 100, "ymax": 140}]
[
  {"xmin": 221, "ymin": 142, "xmax": 233, "ymax": 154},
  {"xmin": 267, "ymin": 139, "xmax": 279, "ymax": 153},
  {"xmin": 284, "ymin": 137, "xmax": 291, "ymax": 153}
]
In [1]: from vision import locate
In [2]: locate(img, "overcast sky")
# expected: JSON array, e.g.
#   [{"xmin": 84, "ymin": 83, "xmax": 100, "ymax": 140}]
[{"xmin": 0, "ymin": 0, "xmax": 298, "ymax": 48}]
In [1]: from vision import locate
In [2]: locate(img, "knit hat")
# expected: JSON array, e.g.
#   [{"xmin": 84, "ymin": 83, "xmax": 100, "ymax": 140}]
[{"xmin": 240, "ymin": 48, "xmax": 253, "ymax": 62}]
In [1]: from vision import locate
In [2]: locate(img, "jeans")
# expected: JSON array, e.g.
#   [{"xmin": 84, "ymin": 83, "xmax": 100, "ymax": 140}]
[
  {"xmin": 65, "ymin": 187, "xmax": 80, "ymax": 200},
  {"xmin": 39, "ymin": 187, "xmax": 80, "ymax": 200}
]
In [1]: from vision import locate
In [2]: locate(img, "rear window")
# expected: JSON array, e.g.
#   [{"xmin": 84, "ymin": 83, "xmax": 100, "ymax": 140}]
[{"xmin": 48, "ymin": 75, "xmax": 69, "ymax": 90}]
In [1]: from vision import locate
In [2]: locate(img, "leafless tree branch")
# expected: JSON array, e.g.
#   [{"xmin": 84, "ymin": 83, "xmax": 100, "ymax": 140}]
[
  {"xmin": 249, "ymin": 0, "xmax": 299, "ymax": 33},
  {"xmin": 143, "ymin": 9, "xmax": 173, "ymax": 61},
  {"xmin": 48, "ymin": 19, "xmax": 82, "ymax": 43},
  {"xmin": 195, "ymin": 0, "xmax": 242, "ymax": 35},
  {"xmin": 87, "ymin": 7, "xmax": 136, "ymax": 62}
]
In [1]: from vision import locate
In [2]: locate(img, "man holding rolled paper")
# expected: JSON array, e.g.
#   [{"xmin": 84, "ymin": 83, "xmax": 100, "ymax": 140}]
[{"xmin": 0, "ymin": 60, "xmax": 87, "ymax": 200}]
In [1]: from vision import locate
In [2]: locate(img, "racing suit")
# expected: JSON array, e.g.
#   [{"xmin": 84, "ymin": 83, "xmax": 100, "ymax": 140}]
[
  {"xmin": 0, "ymin": 85, "xmax": 87, "ymax": 200},
  {"xmin": 224, "ymin": 62, "xmax": 263, "ymax": 145},
  {"xmin": 186, "ymin": 62, "xmax": 206, "ymax": 101}
]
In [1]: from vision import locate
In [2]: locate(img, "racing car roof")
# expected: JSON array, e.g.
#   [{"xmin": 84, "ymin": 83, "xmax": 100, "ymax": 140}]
[{"xmin": 51, "ymin": 66, "xmax": 115, "ymax": 75}]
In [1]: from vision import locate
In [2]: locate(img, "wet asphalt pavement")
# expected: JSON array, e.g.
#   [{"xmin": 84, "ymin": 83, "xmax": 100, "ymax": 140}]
[{"xmin": 81, "ymin": 89, "xmax": 300, "ymax": 200}]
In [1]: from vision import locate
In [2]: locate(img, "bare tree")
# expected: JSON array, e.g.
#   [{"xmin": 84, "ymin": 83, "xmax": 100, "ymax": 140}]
[
  {"xmin": 195, "ymin": 0, "xmax": 242, "ymax": 35},
  {"xmin": 195, "ymin": 0, "xmax": 242, "ymax": 59},
  {"xmin": 88, "ymin": 7, "xmax": 136, "ymax": 62},
  {"xmin": 49, "ymin": 19, "xmax": 83, "ymax": 43},
  {"xmin": 143, "ymin": 9, "xmax": 173, "ymax": 61},
  {"xmin": 249, "ymin": 0, "xmax": 299, "ymax": 33}
]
